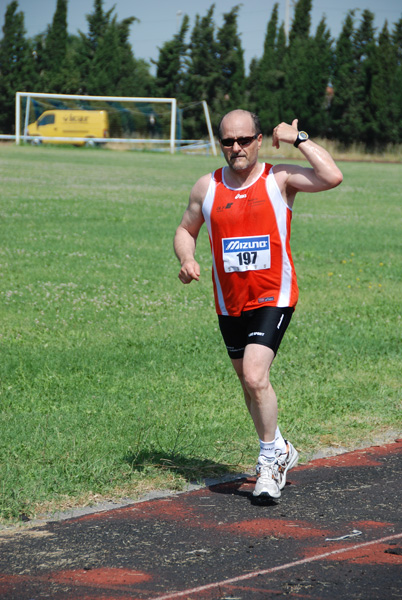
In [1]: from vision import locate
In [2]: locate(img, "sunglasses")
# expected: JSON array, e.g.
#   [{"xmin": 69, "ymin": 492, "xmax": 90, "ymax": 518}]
[{"xmin": 220, "ymin": 134, "xmax": 258, "ymax": 148}]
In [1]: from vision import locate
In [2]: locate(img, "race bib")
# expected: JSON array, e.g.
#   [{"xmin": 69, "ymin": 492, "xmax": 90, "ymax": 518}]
[{"xmin": 222, "ymin": 235, "xmax": 270, "ymax": 273}]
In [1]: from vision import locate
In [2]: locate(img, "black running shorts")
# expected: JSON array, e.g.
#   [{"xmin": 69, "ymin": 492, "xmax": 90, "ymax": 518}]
[{"xmin": 218, "ymin": 306, "xmax": 294, "ymax": 359}]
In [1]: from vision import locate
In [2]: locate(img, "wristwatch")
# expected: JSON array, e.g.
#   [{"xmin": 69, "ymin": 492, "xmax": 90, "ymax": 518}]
[{"xmin": 294, "ymin": 131, "xmax": 309, "ymax": 148}]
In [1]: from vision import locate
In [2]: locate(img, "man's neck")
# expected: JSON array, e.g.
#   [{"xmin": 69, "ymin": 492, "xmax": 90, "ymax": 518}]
[{"xmin": 224, "ymin": 161, "xmax": 264, "ymax": 188}]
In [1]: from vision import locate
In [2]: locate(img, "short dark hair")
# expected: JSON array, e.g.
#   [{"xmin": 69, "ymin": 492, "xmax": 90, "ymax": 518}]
[{"xmin": 217, "ymin": 110, "xmax": 262, "ymax": 140}]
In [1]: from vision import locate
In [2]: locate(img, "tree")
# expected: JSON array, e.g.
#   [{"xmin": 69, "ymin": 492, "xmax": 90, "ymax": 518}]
[
  {"xmin": 182, "ymin": 5, "xmax": 220, "ymax": 137},
  {"xmin": 0, "ymin": 1, "xmax": 33, "ymax": 133},
  {"xmin": 58, "ymin": 34, "xmax": 86, "ymax": 94},
  {"xmin": 253, "ymin": 3, "xmax": 285, "ymax": 132},
  {"xmin": 307, "ymin": 17, "xmax": 334, "ymax": 137},
  {"xmin": 117, "ymin": 18, "xmax": 154, "ymax": 97},
  {"xmin": 75, "ymin": 0, "xmax": 154, "ymax": 98},
  {"xmin": 75, "ymin": 0, "xmax": 116, "ymax": 93},
  {"xmin": 392, "ymin": 18, "xmax": 402, "ymax": 142},
  {"xmin": 352, "ymin": 9, "xmax": 377, "ymax": 147},
  {"xmin": 86, "ymin": 14, "xmax": 122, "ymax": 94},
  {"xmin": 370, "ymin": 22, "xmax": 400, "ymax": 146},
  {"xmin": 41, "ymin": 0, "xmax": 68, "ymax": 92},
  {"xmin": 281, "ymin": 0, "xmax": 314, "ymax": 129},
  {"xmin": 247, "ymin": 56, "xmax": 260, "ymax": 115},
  {"xmin": 289, "ymin": 0, "xmax": 312, "ymax": 43},
  {"xmin": 184, "ymin": 5, "xmax": 219, "ymax": 103},
  {"xmin": 276, "ymin": 22, "xmax": 287, "ymax": 68},
  {"xmin": 330, "ymin": 11, "xmax": 360, "ymax": 145},
  {"xmin": 85, "ymin": 0, "xmax": 114, "ymax": 52},
  {"xmin": 279, "ymin": 0, "xmax": 333, "ymax": 137},
  {"xmin": 154, "ymin": 14, "xmax": 189, "ymax": 100},
  {"xmin": 129, "ymin": 59, "xmax": 155, "ymax": 97},
  {"xmin": 214, "ymin": 5, "xmax": 246, "ymax": 118}
]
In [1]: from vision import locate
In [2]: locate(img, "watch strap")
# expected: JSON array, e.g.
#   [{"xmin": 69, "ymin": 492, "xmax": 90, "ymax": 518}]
[{"xmin": 294, "ymin": 131, "xmax": 309, "ymax": 148}]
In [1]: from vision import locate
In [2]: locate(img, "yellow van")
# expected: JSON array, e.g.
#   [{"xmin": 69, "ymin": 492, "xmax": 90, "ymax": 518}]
[{"xmin": 27, "ymin": 110, "xmax": 109, "ymax": 146}]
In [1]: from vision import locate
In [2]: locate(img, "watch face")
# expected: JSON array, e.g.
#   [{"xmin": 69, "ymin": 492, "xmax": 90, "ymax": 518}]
[{"xmin": 299, "ymin": 131, "xmax": 308, "ymax": 140}]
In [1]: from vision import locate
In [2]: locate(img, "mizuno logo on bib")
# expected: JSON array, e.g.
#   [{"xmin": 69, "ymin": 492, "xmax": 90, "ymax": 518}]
[{"xmin": 222, "ymin": 235, "xmax": 271, "ymax": 272}]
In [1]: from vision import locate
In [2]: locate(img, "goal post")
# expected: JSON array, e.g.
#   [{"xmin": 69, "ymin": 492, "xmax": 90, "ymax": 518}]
[
  {"xmin": 16, "ymin": 92, "xmax": 177, "ymax": 153},
  {"xmin": 15, "ymin": 92, "xmax": 217, "ymax": 155}
]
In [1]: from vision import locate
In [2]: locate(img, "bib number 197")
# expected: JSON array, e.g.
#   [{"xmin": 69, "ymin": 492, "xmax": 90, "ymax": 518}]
[
  {"xmin": 237, "ymin": 251, "xmax": 257, "ymax": 266},
  {"xmin": 222, "ymin": 235, "xmax": 270, "ymax": 273}
]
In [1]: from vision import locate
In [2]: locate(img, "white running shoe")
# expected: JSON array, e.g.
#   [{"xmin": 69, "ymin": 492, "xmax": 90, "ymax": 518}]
[
  {"xmin": 275, "ymin": 440, "xmax": 299, "ymax": 490},
  {"xmin": 253, "ymin": 456, "xmax": 281, "ymax": 498}
]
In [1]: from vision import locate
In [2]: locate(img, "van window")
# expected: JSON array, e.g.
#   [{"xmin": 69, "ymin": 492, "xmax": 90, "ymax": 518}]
[{"xmin": 38, "ymin": 114, "xmax": 55, "ymax": 126}]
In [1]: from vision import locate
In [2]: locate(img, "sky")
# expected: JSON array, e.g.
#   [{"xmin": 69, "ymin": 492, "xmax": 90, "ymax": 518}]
[{"xmin": 2, "ymin": 0, "xmax": 401, "ymax": 73}]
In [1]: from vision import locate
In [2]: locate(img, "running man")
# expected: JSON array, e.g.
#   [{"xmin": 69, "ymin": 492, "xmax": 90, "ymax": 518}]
[{"xmin": 174, "ymin": 110, "xmax": 343, "ymax": 498}]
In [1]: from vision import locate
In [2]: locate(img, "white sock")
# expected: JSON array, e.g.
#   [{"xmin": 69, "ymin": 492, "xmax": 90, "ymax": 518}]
[
  {"xmin": 275, "ymin": 426, "xmax": 287, "ymax": 454},
  {"xmin": 259, "ymin": 438, "xmax": 275, "ymax": 461}
]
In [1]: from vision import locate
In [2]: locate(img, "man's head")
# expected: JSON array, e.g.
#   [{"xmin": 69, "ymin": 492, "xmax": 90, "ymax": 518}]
[
  {"xmin": 218, "ymin": 110, "xmax": 263, "ymax": 173},
  {"xmin": 217, "ymin": 110, "xmax": 262, "ymax": 140}
]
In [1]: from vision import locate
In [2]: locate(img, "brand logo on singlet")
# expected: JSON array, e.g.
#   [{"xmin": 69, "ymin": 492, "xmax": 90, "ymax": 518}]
[
  {"xmin": 223, "ymin": 236, "xmax": 269, "ymax": 252},
  {"xmin": 235, "ymin": 193, "xmax": 247, "ymax": 199}
]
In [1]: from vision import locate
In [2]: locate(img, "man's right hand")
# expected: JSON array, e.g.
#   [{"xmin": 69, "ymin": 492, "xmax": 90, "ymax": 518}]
[
  {"xmin": 178, "ymin": 259, "xmax": 200, "ymax": 284},
  {"xmin": 272, "ymin": 118, "xmax": 299, "ymax": 149}
]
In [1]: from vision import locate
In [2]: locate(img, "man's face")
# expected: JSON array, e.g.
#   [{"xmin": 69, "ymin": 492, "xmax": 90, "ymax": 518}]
[{"xmin": 219, "ymin": 113, "xmax": 262, "ymax": 172}]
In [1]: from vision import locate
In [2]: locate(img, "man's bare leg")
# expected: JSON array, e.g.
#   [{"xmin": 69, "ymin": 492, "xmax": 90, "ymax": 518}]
[{"xmin": 231, "ymin": 344, "xmax": 277, "ymax": 442}]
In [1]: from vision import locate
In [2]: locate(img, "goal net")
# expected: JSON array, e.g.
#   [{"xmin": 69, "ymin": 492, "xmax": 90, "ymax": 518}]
[{"xmin": 15, "ymin": 92, "xmax": 217, "ymax": 155}]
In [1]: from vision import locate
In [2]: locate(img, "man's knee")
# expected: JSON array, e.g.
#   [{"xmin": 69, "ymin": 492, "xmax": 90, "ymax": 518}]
[{"xmin": 242, "ymin": 366, "xmax": 270, "ymax": 395}]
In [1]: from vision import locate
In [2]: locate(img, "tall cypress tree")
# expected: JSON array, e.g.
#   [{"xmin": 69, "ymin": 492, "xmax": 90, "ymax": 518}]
[
  {"xmin": 214, "ymin": 5, "xmax": 246, "ymax": 118},
  {"xmin": 255, "ymin": 3, "xmax": 286, "ymax": 132},
  {"xmin": 392, "ymin": 18, "xmax": 402, "ymax": 142},
  {"xmin": 184, "ymin": 5, "xmax": 219, "ymax": 104},
  {"xmin": 42, "ymin": 0, "xmax": 68, "ymax": 92},
  {"xmin": 183, "ymin": 5, "xmax": 220, "ymax": 137},
  {"xmin": 61, "ymin": 34, "xmax": 85, "ymax": 94},
  {"xmin": 155, "ymin": 14, "xmax": 189, "ymax": 100},
  {"xmin": 115, "ymin": 16, "xmax": 154, "ymax": 98},
  {"xmin": 76, "ymin": 0, "xmax": 152, "ymax": 98},
  {"xmin": 307, "ymin": 17, "xmax": 333, "ymax": 137},
  {"xmin": 276, "ymin": 22, "xmax": 287, "ymax": 68},
  {"xmin": 247, "ymin": 56, "xmax": 261, "ymax": 115},
  {"xmin": 129, "ymin": 59, "xmax": 155, "ymax": 98},
  {"xmin": 76, "ymin": 0, "xmax": 115, "ymax": 93},
  {"xmin": 86, "ymin": 0, "xmax": 114, "ymax": 51},
  {"xmin": 288, "ymin": 0, "xmax": 312, "ymax": 43},
  {"xmin": 87, "ymin": 15, "xmax": 122, "ymax": 94},
  {"xmin": 353, "ymin": 9, "xmax": 377, "ymax": 147},
  {"xmin": 281, "ymin": 0, "xmax": 333, "ymax": 136},
  {"xmin": 281, "ymin": 0, "xmax": 314, "ymax": 128},
  {"xmin": 114, "ymin": 16, "xmax": 139, "ymax": 95},
  {"xmin": 330, "ymin": 11, "xmax": 359, "ymax": 145},
  {"xmin": 370, "ymin": 22, "xmax": 399, "ymax": 146},
  {"xmin": 0, "ymin": 1, "xmax": 32, "ymax": 133}
]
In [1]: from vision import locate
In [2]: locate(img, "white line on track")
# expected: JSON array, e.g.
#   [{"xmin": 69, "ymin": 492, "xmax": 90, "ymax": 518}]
[{"xmin": 148, "ymin": 532, "xmax": 402, "ymax": 600}]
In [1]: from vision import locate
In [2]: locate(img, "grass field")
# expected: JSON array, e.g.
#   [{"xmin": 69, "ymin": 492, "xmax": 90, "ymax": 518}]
[{"xmin": 0, "ymin": 143, "xmax": 401, "ymax": 523}]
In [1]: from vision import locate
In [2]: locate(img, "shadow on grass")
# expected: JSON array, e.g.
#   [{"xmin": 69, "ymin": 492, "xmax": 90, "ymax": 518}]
[
  {"xmin": 123, "ymin": 448, "xmax": 243, "ymax": 483},
  {"xmin": 124, "ymin": 450, "xmax": 277, "ymax": 507}
]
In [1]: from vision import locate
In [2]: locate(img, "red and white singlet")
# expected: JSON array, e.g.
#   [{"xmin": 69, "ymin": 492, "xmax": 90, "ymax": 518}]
[{"xmin": 202, "ymin": 163, "xmax": 299, "ymax": 316}]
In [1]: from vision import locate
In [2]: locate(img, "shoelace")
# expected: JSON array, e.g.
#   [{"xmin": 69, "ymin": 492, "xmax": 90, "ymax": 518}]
[{"xmin": 258, "ymin": 460, "xmax": 280, "ymax": 480}]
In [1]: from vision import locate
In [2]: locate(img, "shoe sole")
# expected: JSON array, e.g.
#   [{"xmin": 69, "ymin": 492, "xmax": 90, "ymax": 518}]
[
  {"xmin": 253, "ymin": 489, "xmax": 281, "ymax": 499},
  {"xmin": 279, "ymin": 448, "xmax": 299, "ymax": 490}
]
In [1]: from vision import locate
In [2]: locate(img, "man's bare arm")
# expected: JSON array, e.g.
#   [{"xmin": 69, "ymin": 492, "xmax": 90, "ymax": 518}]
[
  {"xmin": 174, "ymin": 174, "xmax": 211, "ymax": 284},
  {"xmin": 272, "ymin": 119, "xmax": 343, "ymax": 201}
]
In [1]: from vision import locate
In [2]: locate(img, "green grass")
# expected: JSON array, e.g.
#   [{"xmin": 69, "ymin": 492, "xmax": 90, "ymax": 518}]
[{"xmin": 0, "ymin": 144, "xmax": 401, "ymax": 523}]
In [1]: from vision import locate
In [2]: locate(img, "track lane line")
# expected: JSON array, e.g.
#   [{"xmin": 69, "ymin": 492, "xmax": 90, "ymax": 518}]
[{"xmin": 148, "ymin": 532, "xmax": 402, "ymax": 600}]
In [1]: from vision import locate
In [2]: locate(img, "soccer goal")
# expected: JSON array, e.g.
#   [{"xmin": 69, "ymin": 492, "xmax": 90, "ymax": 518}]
[{"xmin": 15, "ymin": 92, "xmax": 217, "ymax": 155}]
